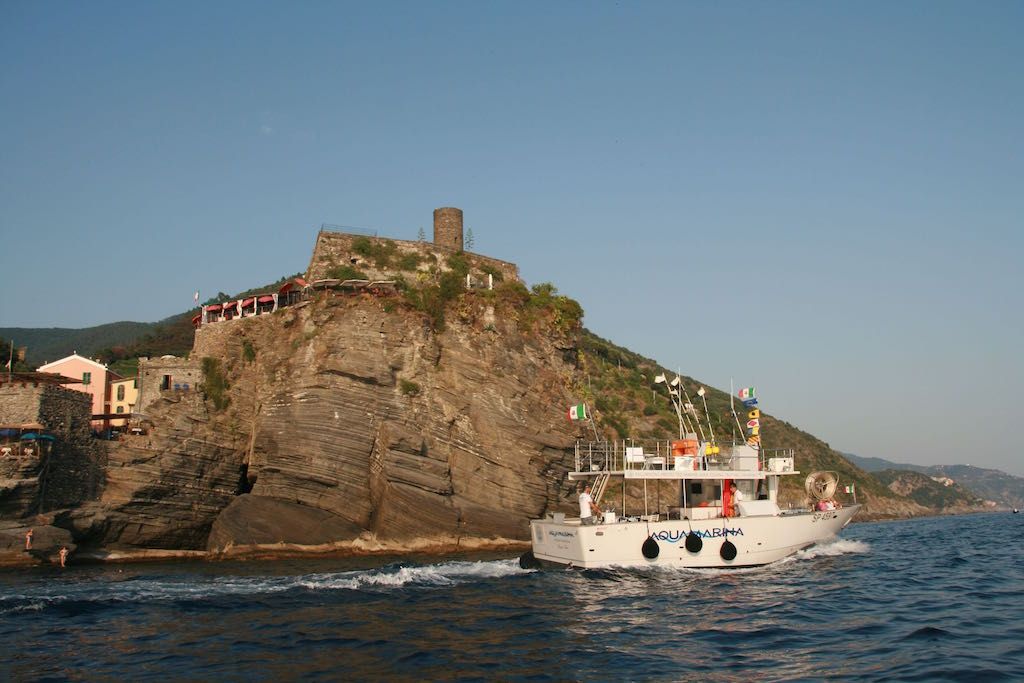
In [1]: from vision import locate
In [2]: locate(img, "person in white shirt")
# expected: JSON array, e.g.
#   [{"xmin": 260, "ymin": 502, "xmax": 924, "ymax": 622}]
[
  {"xmin": 728, "ymin": 481, "xmax": 744, "ymax": 517},
  {"xmin": 579, "ymin": 484, "xmax": 601, "ymax": 525}
]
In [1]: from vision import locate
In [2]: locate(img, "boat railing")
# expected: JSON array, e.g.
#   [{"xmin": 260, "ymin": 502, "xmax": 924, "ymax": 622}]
[{"xmin": 574, "ymin": 440, "xmax": 797, "ymax": 474}]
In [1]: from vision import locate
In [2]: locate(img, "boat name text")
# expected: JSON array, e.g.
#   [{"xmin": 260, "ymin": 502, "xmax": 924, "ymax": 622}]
[{"xmin": 650, "ymin": 528, "xmax": 743, "ymax": 543}]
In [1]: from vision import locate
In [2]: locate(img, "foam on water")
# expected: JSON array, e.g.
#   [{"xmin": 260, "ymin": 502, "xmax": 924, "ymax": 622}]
[
  {"xmin": 794, "ymin": 538, "xmax": 870, "ymax": 560},
  {"xmin": 298, "ymin": 559, "xmax": 530, "ymax": 591},
  {"xmin": 0, "ymin": 559, "xmax": 530, "ymax": 615}
]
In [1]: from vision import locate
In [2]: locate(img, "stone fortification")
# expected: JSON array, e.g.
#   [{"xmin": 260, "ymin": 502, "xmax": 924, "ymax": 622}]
[
  {"xmin": 305, "ymin": 232, "xmax": 519, "ymax": 284},
  {"xmin": 433, "ymin": 207, "xmax": 463, "ymax": 251}
]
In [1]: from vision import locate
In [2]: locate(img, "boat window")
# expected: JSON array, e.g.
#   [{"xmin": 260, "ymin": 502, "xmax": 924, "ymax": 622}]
[{"xmin": 690, "ymin": 483, "xmax": 703, "ymax": 495}]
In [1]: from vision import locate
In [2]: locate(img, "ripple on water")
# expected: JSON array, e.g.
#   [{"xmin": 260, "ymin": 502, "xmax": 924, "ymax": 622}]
[{"xmin": 0, "ymin": 514, "xmax": 1022, "ymax": 680}]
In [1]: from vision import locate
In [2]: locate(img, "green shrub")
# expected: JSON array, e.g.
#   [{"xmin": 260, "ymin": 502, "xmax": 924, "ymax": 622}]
[
  {"xmin": 352, "ymin": 237, "xmax": 373, "ymax": 256},
  {"xmin": 398, "ymin": 252, "xmax": 423, "ymax": 271},
  {"xmin": 327, "ymin": 265, "xmax": 368, "ymax": 280},
  {"xmin": 479, "ymin": 264, "xmax": 504, "ymax": 283},
  {"xmin": 446, "ymin": 252, "xmax": 470, "ymax": 277},
  {"xmin": 201, "ymin": 357, "xmax": 230, "ymax": 411},
  {"xmin": 242, "ymin": 340, "xmax": 256, "ymax": 363},
  {"xmin": 399, "ymin": 379, "xmax": 421, "ymax": 396}
]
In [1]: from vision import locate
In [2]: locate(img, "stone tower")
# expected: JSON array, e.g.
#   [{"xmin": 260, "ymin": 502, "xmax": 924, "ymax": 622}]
[{"xmin": 433, "ymin": 207, "xmax": 464, "ymax": 251}]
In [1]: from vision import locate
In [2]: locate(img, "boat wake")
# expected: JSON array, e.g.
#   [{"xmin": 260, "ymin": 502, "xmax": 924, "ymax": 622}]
[
  {"xmin": 0, "ymin": 560, "xmax": 529, "ymax": 616},
  {"xmin": 793, "ymin": 538, "xmax": 870, "ymax": 560}
]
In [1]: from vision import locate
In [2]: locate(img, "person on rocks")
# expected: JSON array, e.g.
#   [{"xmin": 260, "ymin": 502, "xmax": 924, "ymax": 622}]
[
  {"xmin": 25, "ymin": 528, "xmax": 33, "ymax": 550},
  {"xmin": 58, "ymin": 546, "xmax": 69, "ymax": 568},
  {"xmin": 579, "ymin": 484, "xmax": 601, "ymax": 525}
]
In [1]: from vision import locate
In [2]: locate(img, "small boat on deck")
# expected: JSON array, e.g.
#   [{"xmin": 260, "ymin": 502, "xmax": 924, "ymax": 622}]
[{"xmin": 521, "ymin": 438, "xmax": 860, "ymax": 570}]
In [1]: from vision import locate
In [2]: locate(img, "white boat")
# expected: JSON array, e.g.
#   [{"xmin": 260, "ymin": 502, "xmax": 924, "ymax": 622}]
[{"xmin": 520, "ymin": 439, "xmax": 860, "ymax": 570}]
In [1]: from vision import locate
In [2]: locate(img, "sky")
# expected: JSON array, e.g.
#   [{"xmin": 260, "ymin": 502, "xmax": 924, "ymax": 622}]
[{"xmin": 2, "ymin": 2, "xmax": 1022, "ymax": 475}]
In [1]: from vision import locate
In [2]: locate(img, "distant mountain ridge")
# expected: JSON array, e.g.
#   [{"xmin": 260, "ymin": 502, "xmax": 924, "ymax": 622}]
[
  {"xmin": 844, "ymin": 452, "xmax": 1023, "ymax": 509},
  {"xmin": 0, "ymin": 322, "xmax": 157, "ymax": 366}
]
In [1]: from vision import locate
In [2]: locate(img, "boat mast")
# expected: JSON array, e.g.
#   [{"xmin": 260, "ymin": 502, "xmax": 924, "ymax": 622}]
[{"xmin": 678, "ymin": 379, "xmax": 706, "ymax": 442}]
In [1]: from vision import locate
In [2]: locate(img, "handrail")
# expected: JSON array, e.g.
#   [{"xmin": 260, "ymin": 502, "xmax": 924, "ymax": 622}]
[{"xmin": 574, "ymin": 440, "xmax": 796, "ymax": 474}]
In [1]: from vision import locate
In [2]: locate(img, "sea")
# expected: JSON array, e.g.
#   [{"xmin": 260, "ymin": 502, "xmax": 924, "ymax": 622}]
[{"xmin": 1, "ymin": 512, "xmax": 1021, "ymax": 682}]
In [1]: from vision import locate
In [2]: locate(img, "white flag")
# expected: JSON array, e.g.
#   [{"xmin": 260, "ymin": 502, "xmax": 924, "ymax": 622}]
[
  {"xmin": 670, "ymin": 377, "xmax": 681, "ymax": 387},
  {"xmin": 697, "ymin": 387, "xmax": 706, "ymax": 397},
  {"xmin": 194, "ymin": 291, "xmax": 200, "ymax": 303},
  {"xmin": 654, "ymin": 374, "xmax": 666, "ymax": 384}
]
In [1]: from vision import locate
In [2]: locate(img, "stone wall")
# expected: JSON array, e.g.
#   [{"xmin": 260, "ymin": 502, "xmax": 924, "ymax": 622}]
[
  {"xmin": 0, "ymin": 383, "xmax": 101, "ymax": 517},
  {"xmin": 137, "ymin": 357, "xmax": 202, "ymax": 415},
  {"xmin": 0, "ymin": 383, "xmax": 47, "ymax": 426},
  {"xmin": 305, "ymin": 231, "xmax": 520, "ymax": 284}
]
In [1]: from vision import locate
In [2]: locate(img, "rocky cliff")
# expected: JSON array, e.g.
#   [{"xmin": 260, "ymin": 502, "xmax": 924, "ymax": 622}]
[{"xmin": 42, "ymin": 289, "xmax": 582, "ymax": 560}]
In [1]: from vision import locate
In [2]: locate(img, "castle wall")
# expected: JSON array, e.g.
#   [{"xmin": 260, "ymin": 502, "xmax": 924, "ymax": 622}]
[{"xmin": 305, "ymin": 232, "xmax": 519, "ymax": 284}]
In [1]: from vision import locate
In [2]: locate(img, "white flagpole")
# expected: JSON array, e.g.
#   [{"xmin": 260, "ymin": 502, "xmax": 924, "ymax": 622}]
[{"xmin": 730, "ymin": 378, "xmax": 745, "ymax": 444}]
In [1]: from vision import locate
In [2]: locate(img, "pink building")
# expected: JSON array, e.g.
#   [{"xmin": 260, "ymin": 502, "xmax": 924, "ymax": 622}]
[{"xmin": 36, "ymin": 354, "xmax": 122, "ymax": 430}]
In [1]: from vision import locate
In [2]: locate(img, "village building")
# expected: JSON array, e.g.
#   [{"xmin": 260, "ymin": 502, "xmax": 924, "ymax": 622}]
[
  {"xmin": 109, "ymin": 376, "xmax": 139, "ymax": 428},
  {"xmin": 36, "ymin": 354, "xmax": 122, "ymax": 431},
  {"xmin": 136, "ymin": 356, "xmax": 202, "ymax": 416}
]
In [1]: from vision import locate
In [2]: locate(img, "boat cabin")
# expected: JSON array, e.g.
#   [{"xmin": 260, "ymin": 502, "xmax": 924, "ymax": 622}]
[{"xmin": 570, "ymin": 438, "xmax": 799, "ymax": 523}]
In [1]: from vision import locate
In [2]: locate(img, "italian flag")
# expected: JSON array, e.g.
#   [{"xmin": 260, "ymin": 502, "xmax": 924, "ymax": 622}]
[
  {"xmin": 738, "ymin": 387, "xmax": 756, "ymax": 400},
  {"xmin": 568, "ymin": 403, "xmax": 588, "ymax": 421}
]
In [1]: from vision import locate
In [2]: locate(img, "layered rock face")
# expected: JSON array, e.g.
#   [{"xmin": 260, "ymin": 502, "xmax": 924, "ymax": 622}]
[
  {"xmin": 39, "ymin": 292, "xmax": 580, "ymax": 558},
  {"xmin": 196, "ymin": 294, "xmax": 579, "ymax": 553}
]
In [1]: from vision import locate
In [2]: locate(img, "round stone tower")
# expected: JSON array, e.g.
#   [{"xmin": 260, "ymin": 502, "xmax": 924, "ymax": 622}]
[{"xmin": 433, "ymin": 207, "xmax": 464, "ymax": 251}]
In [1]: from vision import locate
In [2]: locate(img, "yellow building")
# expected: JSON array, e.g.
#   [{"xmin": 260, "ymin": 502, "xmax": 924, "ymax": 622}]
[{"xmin": 109, "ymin": 377, "xmax": 139, "ymax": 427}]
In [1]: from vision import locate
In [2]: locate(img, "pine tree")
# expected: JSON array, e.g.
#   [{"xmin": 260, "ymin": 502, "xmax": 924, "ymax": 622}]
[
  {"xmin": 465, "ymin": 227, "xmax": 475, "ymax": 251},
  {"xmin": 417, "ymin": 227, "xmax": 425, "ymax": 242}
]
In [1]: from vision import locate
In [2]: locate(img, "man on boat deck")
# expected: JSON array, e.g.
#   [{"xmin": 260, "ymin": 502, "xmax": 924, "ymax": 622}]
[
  {"xmin": 579, "ymin": 484, "xmax": 602, "ymax": 525},
  {"xmin": 728, "ymin": 482, "xmax": 744, "ymax": 517}
]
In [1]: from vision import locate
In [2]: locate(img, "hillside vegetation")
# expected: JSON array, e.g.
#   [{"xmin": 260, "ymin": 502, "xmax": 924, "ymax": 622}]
[
  {"xmin": 873, "ymin": 469, "xmax": 983, "ymax": 511},
  {"xmin": 578, "ymin": 331, "xmax": 896, "ymax": 509}
]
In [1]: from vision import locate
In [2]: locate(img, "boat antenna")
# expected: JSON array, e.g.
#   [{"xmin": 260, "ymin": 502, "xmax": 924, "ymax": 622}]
[
  {"xmin": 677, "ymin": 378, "xmax": 706, "ymax": 442},
  {"xmin": 655, "ymin": 374, "xmax": 689, "ymax": 438},
  {"xmin": 697, "ymin": 386, "xmax": 716, "ymax": 445}
]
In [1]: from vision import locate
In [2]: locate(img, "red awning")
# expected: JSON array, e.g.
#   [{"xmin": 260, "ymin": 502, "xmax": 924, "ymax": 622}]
[
  {"xmin": 241, "ymin": 298, "xmax": 255, "ymax": 307},
  {"xmin": 222, "ymin": 300, "xmax": 238, "ymax": 309},
  {"xmin": 206, "ymin": 304, "xmax": 222, "ymax": 312},
  {"xmin": 257, "ymin": 295, "xmax": 275, "ymax": 303},
  {"xmin": 279, "ymin": 278, "xmax": 308, "ymax": 295},
  {"xmin": 191, "ymin": 314, "xmax": 201, "ymax": 323}
]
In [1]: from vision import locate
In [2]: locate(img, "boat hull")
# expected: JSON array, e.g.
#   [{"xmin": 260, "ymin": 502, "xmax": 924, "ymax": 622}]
[{"xmin": 528, "ymin": 505, "xmax": 860, "ymax": 569}]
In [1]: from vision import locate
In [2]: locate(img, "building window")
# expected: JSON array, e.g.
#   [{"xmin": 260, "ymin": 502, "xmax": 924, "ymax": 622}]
[
  {"xmin": 82, "ymin": 371, "xmax": 91, "ymax": 386},
  {"xmin": 117, "ymin": 385, "xmax": 125, "ymax": 400},
  {"xmin": 116, "ymin": 406, "xmax": 124, "ymax": 414},
  {"xmin": 161, "ymin": 375, "xmax": 172, "ymax": 390},
  {"xmin": 133, "ymin": 379, "xmax": 138, "ymax": 388}
]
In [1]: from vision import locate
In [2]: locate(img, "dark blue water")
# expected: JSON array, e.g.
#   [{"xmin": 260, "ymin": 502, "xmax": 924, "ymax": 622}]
[{"xmin": 1, "ymin": 513, "xmax": 1022, "ymax": 681}]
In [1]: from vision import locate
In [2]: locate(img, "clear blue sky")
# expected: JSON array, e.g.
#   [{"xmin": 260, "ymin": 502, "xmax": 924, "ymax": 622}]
[{"xmin": 2, "ymin": 2, "xmax": 1022, "ymax": 475}]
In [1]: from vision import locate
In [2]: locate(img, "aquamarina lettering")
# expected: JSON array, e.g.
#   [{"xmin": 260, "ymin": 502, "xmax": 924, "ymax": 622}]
[{"xmin": 651, "ymin": 528, "xmax": 744, "ymax": 543}]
